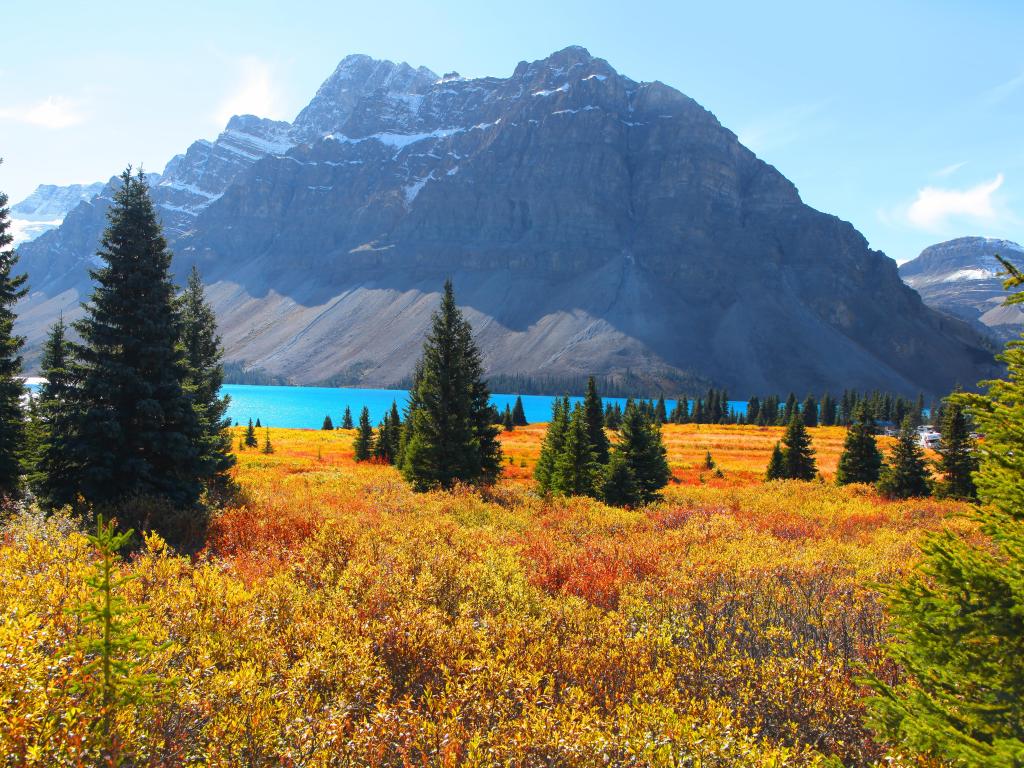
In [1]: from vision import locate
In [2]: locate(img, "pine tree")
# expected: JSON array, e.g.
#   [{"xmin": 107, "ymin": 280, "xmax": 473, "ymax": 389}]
[
  {"xmin": 868, "ymin": 260, "xmax": 1024, "ymax": 764},
  {"xmin": 353, "ymin": 406, "xmax": 374, "ymax": 461},
  {"xmin": 582, "ymin": 376, "xmax": 610, "ymax": 464},
  {"xmin": 765, "ymin": 442, "xmax": 786, "ymax": 481},
  {"xmin": 179, "ymin": 265, "xmax": 234, "ymax": 498},
  {"xmin": 877, "ymin": 416, "xmax": 931, "ymax": 499},
  {"xmin": 244, "ymin": 418, "xmax": 258, "ymax": 447},
  {"xmin": 783, "ymin": 392, "xmax": 798, "ymax": 424},
  {"xmin": 802, "ymin": 395, "xmax": 818, "ymax": 428},
  {"xmin": 341, "ymin": 406, "xmax": 353, "ymax": 430},
  {"xmin": 511, "ymin": 395, "xmax": 528, "ymax": 426},
  {"xmin": 400, "ymin": 281, "xmax": 502, "ymax": 490},
  {"xmin": 746, "ymin": 396, "xmax": 761, "ymax": 426},
  {"xmin": 781, "ymin": 411, "xmax": 817, "ymax": 480},
  {"xmin": 322, "ymin": 414, "xmax": 334, "ymax": 430},
  {"xmin": 261, "ymin": 428, "xmax": 274, "ymax": 454},
  {"xmin": 703, "ymin": 450, "xmax": 715, "ymax": 470},
  {"xmin": 68, "ymin": 170, "xmax": 203, "ymax": 530},
  {"xmin": 936, "ymin": 397, "xmax": 978, "ymax": 500},
  {"xmin": 610, "ymin": 403, "xmax": 671, "ymax": 505},
  {"xmin": 31, "ymin": 318, "xmax": 79, "ymax": 507},
  {"xmin": 655, "ymin": 396, "xmax": 668, "ymax": 424},
  {"xmin": 255, "ymin": 418, "xmax": 261, "ymax": 428},
  {"xmin": 836, "ymin": 402, "xmax": 883, "ymax": 485},
  {"xmin": 550, "ymin": 404, "xmax": 600, "ymax": 497},
  {"xmin": 820, "ymin": 393, "xmax": 837, "ymax": 427},
  {"xmin": 501, "ymin": 403, "xmax": 514, "ymax": 432},
  {"xmin": 535, "ymin": 396, "xmax": 569, "ymax": 493},
  {"xmin": 0, "ymin": 174, "xmax": 28, "ymax": 498},
  {"xmin": 601, "ymin": 451, "xmax": 639, "ymax": 507}
]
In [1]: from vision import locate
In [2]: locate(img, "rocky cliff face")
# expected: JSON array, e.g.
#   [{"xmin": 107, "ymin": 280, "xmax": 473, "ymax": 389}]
[
  {"xmin": 900, "ymin": 237, "xmax": 1024, "ymax": 343},
  {"xmin": 14, "ymin": 46, "xmax": 997, "ymax": 396}
]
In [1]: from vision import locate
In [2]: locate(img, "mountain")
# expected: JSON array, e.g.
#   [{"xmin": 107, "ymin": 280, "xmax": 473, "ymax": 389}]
[
  {"xmin": 14, "ymin": 46, "xmax": 997, "ymax": 396},
  {"xmin": 900, "ymin": 237, "xmax": 1024, "ymax": 344},
  {"xmin": 9, "ymin": 181, "xmax": 106, "ymax": 245}
]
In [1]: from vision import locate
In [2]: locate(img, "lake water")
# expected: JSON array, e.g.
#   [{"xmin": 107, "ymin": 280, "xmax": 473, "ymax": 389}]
[{"xmin": 223, "ymin": 384, "xmax": 749, "ymax": 429}]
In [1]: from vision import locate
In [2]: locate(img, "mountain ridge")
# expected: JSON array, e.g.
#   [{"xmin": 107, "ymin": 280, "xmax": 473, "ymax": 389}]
[{"xmin": 13, "ymin": 46, "xmax": 997, "ymax": 396}]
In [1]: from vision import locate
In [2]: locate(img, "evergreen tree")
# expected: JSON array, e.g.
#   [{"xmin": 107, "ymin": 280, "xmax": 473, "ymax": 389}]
[
  {"xmin": 877, "ymin": 416, "xmax": 931, "ymax": 499},
  {"xmin": 820, "ymin": 393, "xmax": 837, "ymax": 427},
  {"xmin": 868, "ymin": 261, "xmax": 1024, "ymax": 764},
  {"xmin": 373, "ymin": 410, "xmax": 397, "ymax": 463},
  {"xmin": 511, "ymin": 395, "xmax": 528, "ymax": 426},
  {"xmin": 655, "ymin": 395, "xmax": 668, "ymax": 424},
  {"xmin": 255, "ymin": 418, "xmax": 261, "ymax": 428},
  {"xmin": 501, "ymin": 404, "xmax": 514, "ymax": 432},
  {"xmin": 582, "ymin": 376, "xmax": 610, "ymax": 464},
  {"xmin": 31, "ymin": 318, "xmax": 79, "ymax": 507},
  {"xmin": 801, "ymin": 395, "xmax": 818, "ymax": 427},
  {"xmin": 610, "ymin": 403, "xmax": 670, "ymax": 505},
  {"xmin": 353, "ymin": 406, "xmax": 374, "ymax": 461},
  {"xmin": 244, "ymin": 418, "xmax": 258, "ymax": 447},
  {"xmin": 746, "ymin": 396, "xmax": 761, "ymax": 426},
  {"xmin": 549, "ymin": 404, "xmax": 600, "ymax": 497},
  {"xmin": 341, "ymin": 406, "xmax": 353, "ymax": 430},
  {"xmin": 401, "ymin": 280, "xmax": 502, "ymax": 490},
  {"xmin": 179, "ymin": 265, "xmax": 234, "ymax": 498},
  {"xmin": 781, "ymin": 411, "xmax": 817, "ymax": 480},
  {"xmin": 765, "ymin": 442, "xmax": 786, "ymax": 481},
  {"xmin": 322, "ymin": 414, "xmax": 334, "ymax": 430},
  {"xmin": 68, "ymin": 170, "xmax": 203, "ymax": 528},
  {"xmin": 783, "ymin": 392, "xmax": 798, "ymax": 424},
  {"xmin": 936, "ymin": 397, "xmax": 978, "ymax": 500},
  {"xmin": 601, "ymin": 451, "xmax": 639, "ymax": 507},
  {"xmin": 703, "ymin": 450, "xmax": 715, "ymax": 470},
  {"xmin": 535, "ymin": 396, "xmax": 569, "ymax": 493},
  {"xmin": 0, "ymin": 174, "xmax": 28, "ymax": 498},
  {"xmin": 836, "ymin": 402, "xmax": 883, "ymax": 485},
  {"xmin": 261, "ymin": 428, "xmax": 274, "ymax": 454}
]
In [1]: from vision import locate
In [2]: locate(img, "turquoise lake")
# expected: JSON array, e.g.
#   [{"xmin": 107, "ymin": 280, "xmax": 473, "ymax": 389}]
[{"xmin": 223, "ymin": 384, "xmax": 749, "ymax": 429}]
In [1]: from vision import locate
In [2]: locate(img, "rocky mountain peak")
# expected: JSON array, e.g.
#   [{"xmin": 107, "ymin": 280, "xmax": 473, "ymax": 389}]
[{"xmin": 292, "ymin": 54, "xmax": 439, "ymax": 142}]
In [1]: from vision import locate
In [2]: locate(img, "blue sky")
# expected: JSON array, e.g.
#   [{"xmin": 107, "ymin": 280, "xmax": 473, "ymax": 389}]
[{"xmin": 1, "ymin": 0, "xmax": 1021, "ymax": 262}]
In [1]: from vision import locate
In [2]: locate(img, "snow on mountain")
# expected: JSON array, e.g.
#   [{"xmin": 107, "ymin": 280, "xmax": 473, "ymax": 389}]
[{"xmin": 9, "ymin": 182, "xmax": 106, "ymax": 245}]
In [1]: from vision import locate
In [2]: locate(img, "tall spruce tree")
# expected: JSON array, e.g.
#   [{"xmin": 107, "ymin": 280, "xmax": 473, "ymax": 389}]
[
  {"xmin": 877, "ymin": 416, "xmax": 931, "ymax": 499},
  {"xmin": 936, "ymin": 396, "xmax": 978, "ymax": 500},
  {"xmin": 582, "ymin": 376, "xmax": 610, "ymax": 464},
  {"xmin": 69, "ymin": 170, "xmax": 203, "ymax": 525},
  {"xmin": 244, "ymin": 418, "xmax": 258, "ymax": 447},
  {"xmin": 802, "ymin": 395, "xmax": 818, "ymax": 428},
  {"xmin": 341, "ymin": 406, "xmax": 354, "ymax": 430},
  {"xmin": 353, "ymin": 406, "xmax": 374, "ymax": 461},
  {"xmin": 868, "ymin": 256, "xmax": 1024, "ymax": 765},
  {"xmin": 179, "ymin": 265, "xmax": 234, "ymax": 498},
  {"xmin": 549, "ymin": 404, "xmax": 600, "ymax": 497},
  {"xmin": 781, "ymin": 411, "xmax": 817, "ymax": 480},
  {"xmin": 31, "ymin": 317, "xmax": 79, "ymax": 507},
  {"xmin": 0, "ymin": 175, "xmax": 28, "ymax": 498},
  {"xmin": 511, "ymin": 395, "xmax": 528, "ymax": 426},
  {"xmin": 400, "ymin": 280, "xmax": 502, "ymax": 490},
  {"xmin": 835, "ymin": 402, "xmax": 883, "ymax": 485},
  {"xmin": 535, "ymin": 396, "xmax": 569, "ymax": 493},
  {"xmin": 322, "ymin": 414, "xmax": 334, "ymax": 430},
  {"xmin": 610, "ymin": 403, "xmax": 670, "ymax": 505}
]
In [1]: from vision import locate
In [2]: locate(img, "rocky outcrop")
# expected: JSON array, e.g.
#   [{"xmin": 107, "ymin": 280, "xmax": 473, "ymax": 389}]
[
  {"xmin": 14, "ymin": 46, "xmax": 997, "ymax": 396},
  {"xmin": 9, "ymin": 181, "xmax": 105, "ymax": 245},
  {"xmin": 900, "ymin": 237, "xmax": 1024, "ymax": 344}
]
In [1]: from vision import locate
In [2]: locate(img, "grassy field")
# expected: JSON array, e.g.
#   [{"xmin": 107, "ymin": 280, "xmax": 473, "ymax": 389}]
[{"xmin": 0, "ymin": 423, "xmax": 966, "ymax": 766}]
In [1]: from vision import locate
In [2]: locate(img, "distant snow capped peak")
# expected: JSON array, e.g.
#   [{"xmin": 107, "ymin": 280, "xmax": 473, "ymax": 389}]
[{"xmin": 9, "ymin": 181, "xmax": 106, "ymax": 245}]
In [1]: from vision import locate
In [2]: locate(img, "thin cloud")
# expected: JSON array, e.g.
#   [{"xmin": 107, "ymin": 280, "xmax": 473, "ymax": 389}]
[
  {"xmin": 983, "ymin": 70, "xmax": 1024, "ymax": 107},
  {"xmin": 737, "ymin": 100, "xmax": 831, "ymax": 155},
  {"xmin": 213, "ymin": 56, "xmax": 284, "ymax": 126},
  {"xmin": 906, "ymin": 173, "xmax": 1004, "ymax": 231},
  {"xmin": 933, "ymin": 161, "xmax": 966, "ymax": 178},
  {"xmin": 0, "ymin": 96, "xmax": 86, "ymax": 129}
]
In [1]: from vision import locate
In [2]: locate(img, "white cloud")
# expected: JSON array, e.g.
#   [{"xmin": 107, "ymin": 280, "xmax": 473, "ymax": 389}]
[
  {"xmin": 933, "ymin": 161, "xmax": 966, "ymax": 178},
  {"xmin": 737, "ymin": 100, "xmax": 831, "ymax": 155},
  {"xmin": 0, "ymin": 96, "xmax": 85, "ymax": 129},
  {"xmin": 213, "ymin": 57, "xmax": 284, "ymax": 126},
  {"xmin": 906, "ymin": 173, "xmax": 1004, "ymax": 231},
  {"xmin": 983, "ymin": 70, "xmax": 1024, "ymax": 107}
]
